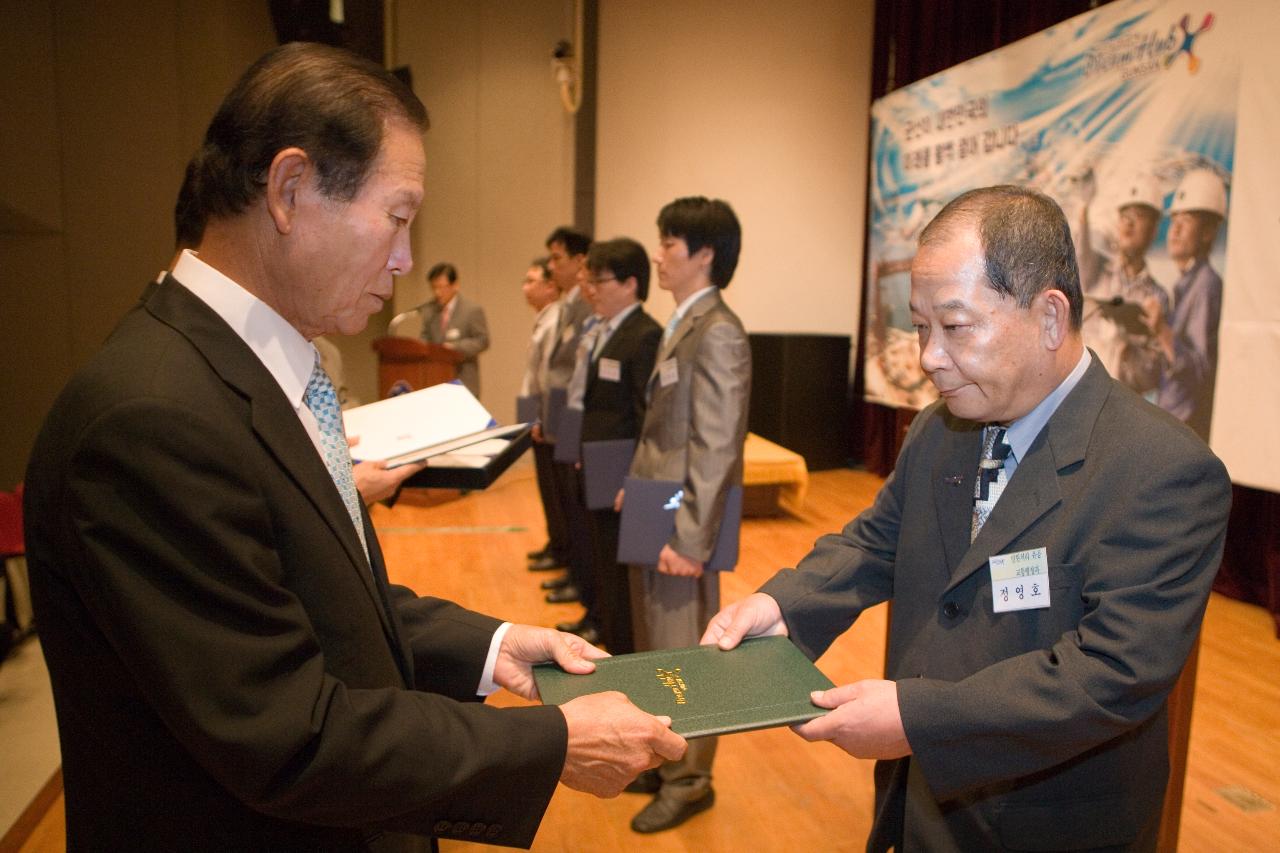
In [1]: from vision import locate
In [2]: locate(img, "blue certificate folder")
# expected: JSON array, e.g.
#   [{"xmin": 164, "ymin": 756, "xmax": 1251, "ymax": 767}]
[
  {"xmin": 545, "ymin": 387, "xmax": 567, "ymax": 439},
  {"xmin": 515, "ymin": 394, "xmax": 540, "ymax": 424},
  {"xmin": 552, "ymin": 407, "xmax": 584, "ymax": 464},
  {"xmin": 617, "ymin": 477, "xmax": 743, "ymax": 571},
  {"xmin": 582, "ymin": 439, "xmax": 636, "ymax": 509}
]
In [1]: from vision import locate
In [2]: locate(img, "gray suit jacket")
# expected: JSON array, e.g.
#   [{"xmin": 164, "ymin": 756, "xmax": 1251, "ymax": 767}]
[
  {"xmin": 761, "ymin": 356, "xmax": 1230, "ymax": 851},
  {"xmin": 541, "ymin": 290, "xmax": 593, "ymax": 442},
  {"xmin": 419, "ymin": 293, "xmax": 489, "ymax": 397},
  {"xmin": 629, "ymin": 291, "xmax": 751, "ymax": 563},
  {"xmin": 25, "ymin": 277, "xmax": 564, "ymax": 851}
]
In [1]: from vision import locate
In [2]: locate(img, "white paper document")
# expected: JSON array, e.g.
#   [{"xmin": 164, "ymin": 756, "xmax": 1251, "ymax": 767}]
[{"xmin": 342, "ymin": 383, "xmax": 526, "ymax": 468}]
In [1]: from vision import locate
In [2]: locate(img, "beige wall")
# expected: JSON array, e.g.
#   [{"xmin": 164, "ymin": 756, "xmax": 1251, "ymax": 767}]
[
  {"xmin": 596, "ymin": 0, "xmax": 873, "ymax": 338},
  {"xmin": 1, "ymin": 1, "xmax": 872, "ymax": 485},
  {"xmin": 0, "ymin": 0, "xmax": 275, "ymax": 486},
  {"xmin": 378, "ymin": 0, "xmax": 578, "ymax": 420}
]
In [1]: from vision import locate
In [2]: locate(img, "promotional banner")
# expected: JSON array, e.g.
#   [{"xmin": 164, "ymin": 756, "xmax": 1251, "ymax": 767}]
[{"xmin": 864, "ymin": 0, "xmax": 1280, "ymax": 490}]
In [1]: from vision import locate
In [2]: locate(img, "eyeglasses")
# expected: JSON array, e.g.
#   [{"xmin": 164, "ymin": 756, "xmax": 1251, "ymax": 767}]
[{"xmin": 586, "ymin": 276, "xmax": 618, "ymax": 286}]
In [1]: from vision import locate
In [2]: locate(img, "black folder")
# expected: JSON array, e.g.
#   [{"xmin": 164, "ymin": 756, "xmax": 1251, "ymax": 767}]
[
  {"xmin": 581, "ymin": 439, "xmax": 636, "ymax": 509},
  {"xmin": 617, "ymin": 477, "xmax": 742, "ymax": 571}
]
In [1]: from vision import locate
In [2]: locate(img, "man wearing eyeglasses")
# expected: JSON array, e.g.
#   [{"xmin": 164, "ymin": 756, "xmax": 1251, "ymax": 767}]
[{"xmin": 578, "ymin": 238, "xmax": 662, "ymax": 655}]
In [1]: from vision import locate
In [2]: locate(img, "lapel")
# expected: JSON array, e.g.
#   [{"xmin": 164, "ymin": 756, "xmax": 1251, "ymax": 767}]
[
  {"xmin": 445, "ymin": 294, "xmax": 466, "ymax": 332},
  {"xmin": 147, "ymin": 276, "xmax": 404, "ymax": 656},
  {"xmin": 943, "ymin": 356, "xmax": 1113, "ymax": 593},
  {"xmin": 589, "ymin": 306, "xmax": 637, "ymax": 394},
  {"xmin": 931, "ymin": 417, "xmax": 983, "ymax": 578},
  {"xmin": 649, "ymin": 290, "xmax": 721, "ymax": 396}
]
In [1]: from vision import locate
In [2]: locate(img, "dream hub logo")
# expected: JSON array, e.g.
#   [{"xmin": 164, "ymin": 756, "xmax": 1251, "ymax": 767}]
[
  {"xmin": 1164, "ymin": 12, "xmax": 1215, "ymax": 74},
  {"xmin": 1085, "ymin": 10, "xmax": 1215, "ymax": 79}
]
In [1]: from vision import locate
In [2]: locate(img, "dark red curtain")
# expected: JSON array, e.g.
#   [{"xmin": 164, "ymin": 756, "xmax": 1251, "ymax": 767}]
[{"xmin": 858, "ymin": 0, "xmax": 1280, "ymax": 636}]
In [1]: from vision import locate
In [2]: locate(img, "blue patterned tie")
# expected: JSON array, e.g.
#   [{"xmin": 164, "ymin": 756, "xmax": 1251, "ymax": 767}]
[
  {"xmin": 662, "ymin": 311, "xmax": 680, "ymax": 344},
  {"xmin": 304, "ymin": 356, "xmax": 368, "ymax": 557},
  {"xmin": 971, "ymin": 425, "xmax": 1011, "ymax": 541},
  {"xmin": 567, "ymin": 316, "xmax": 600, "ymax": 408}
]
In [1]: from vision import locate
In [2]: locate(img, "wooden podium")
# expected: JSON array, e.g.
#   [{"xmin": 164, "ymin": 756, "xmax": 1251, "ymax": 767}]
[{"xmin": 372, "ymin": 337, "xmax": 462, "ymax": 399}]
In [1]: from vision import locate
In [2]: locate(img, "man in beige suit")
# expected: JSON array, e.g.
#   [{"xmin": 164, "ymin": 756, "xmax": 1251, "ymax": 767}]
[{"xmin": 623, "ymin": 197, "xmax": 751, "ymax": 833}]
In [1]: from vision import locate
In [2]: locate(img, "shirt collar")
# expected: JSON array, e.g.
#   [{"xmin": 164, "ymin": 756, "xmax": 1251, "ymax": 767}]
[
  {"xmin": 672, "ymin": 286, "xmax": 716, "ymax": 324},
  {"xmin": 171, "ymin": 250, "xmax": 316, "ymax": 410},
  {"xmin": 602, "ymin": 301, "xmax": 642, "ymax": 334},
  {"xmin": 1004, "ymin": 348, "xmax": 1091, "ymax": 463}
]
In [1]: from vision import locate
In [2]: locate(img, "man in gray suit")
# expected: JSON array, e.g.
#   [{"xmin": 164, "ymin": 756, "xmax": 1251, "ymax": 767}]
[
  {"xmin": 705, "ymin": 186, "xmax": 1231, "ymax": 852},
  {"xmin": 417, "ymin": 262, "xmax": 489, "ymax": 397},
  {"xmin": 536, "ymin": 228, "xmax": 596, "ymax": 607},
  {"xmin": 623, "ymin": 197, "xmax": 751, "ymax": 833}
]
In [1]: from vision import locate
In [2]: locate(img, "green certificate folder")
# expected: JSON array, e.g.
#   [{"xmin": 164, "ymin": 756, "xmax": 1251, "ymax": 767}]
[{"xmin": 533, "ymin": 636, "xmax": 834, "ymax": 739}]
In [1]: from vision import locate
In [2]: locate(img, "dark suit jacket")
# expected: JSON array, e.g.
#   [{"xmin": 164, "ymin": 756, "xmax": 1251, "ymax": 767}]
[
  {"xmin": 761, "ymin": 356, "xmax": 1230, "ymax": 851},
  {"xmin": 418, "ymin": 293, "xmax": 489, "ymax": 397},
  {"xmin": 630, "ymin": 291, "xmax": 751, "ymax": 563},
  {"xmin": 24, "ymin": 277, "xmax": 565, "ymax": 852},
  {"xmin": 581, "ymin": 306, "xmax": 661, "ymax": 444}
]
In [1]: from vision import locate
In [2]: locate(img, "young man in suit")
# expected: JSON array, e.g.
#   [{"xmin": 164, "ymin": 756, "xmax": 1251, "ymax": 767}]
[
  {"xmin": 519, "ymin": 258, "xmax": 568, "ymax": 573},
  {"xmin": 579, "ymin": 238, "xmax": 662, "ymax": 655},
  {"xmin": 535, "ymin": 228, "xmax": 596, "ymax": 610},
  {"xmin": 416, "ymin": 262, "xmax": 490, "ymax": 397},
  {"xmin": 705, "ymin": 186, "xmax": 1231, "ymax": 852},
  {"xmin": 623, "ymin": 197, "xmax": 752, "ymax": 833},
  {"xmin": 23, "ymin": 43, "xmax": 683, "ymax": 852}
]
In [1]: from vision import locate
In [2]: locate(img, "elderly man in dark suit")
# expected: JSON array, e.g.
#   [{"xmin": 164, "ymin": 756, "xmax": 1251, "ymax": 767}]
[
  {"xmin": 705, "ymin": 185, "xmax": 1231, "ymax": 852},
  {"xmin": 415, "ymin": 261, "xmax": 489, "ymax": 398},
  {"xmin": 623, "ymin": 197, "xmax": 751, "ymax": 833},
  {"xmin": 23, "ymin": 42, "xmax": 682, "ymax": 853}
]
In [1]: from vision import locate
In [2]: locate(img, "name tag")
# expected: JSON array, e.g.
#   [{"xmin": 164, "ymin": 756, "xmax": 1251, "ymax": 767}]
[
  {"xmin": 989, "ymin": 547, "xmax": 1051, "ymax": 613},
  {"xmin": 658, "ymin": 358, "xmax": 679, "ymax": 388},
  {"xmin": 598, "ymin": 357, "xmax": 621, "ymax": 382},
  {"xmin": 445, "ymin": 327, "xmax": 461, "ymax": 341}
]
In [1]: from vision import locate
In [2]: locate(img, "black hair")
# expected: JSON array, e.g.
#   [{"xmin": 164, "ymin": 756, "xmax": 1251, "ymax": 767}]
[
  {"xmin": 919, "ymin": 185, "xmax": 1083, "ymax": 329},
  {"xmin": 427, "ymin": 262, "xmax": 458, "ymax": 284},
  {"xmin": 529, "ymin": 256, "xmax": 552, "ymax": 281},
  {"xmin": 173, "ymin": 158, "xmax": 204, "ymax": 250},
  {"xmin": 657, "ymin": 196, "xmax": 741, "ymax": 288},
  {"xmin": 587, "ymin": 238, "xmax": 651, "ymax": 301},
  {"xmin": 545, "ymin": 226, "xmax": 592, "ymax": 257},
  {"xmin": 187, "ymin": 42, "xmax": 428, "ymax": 224}
]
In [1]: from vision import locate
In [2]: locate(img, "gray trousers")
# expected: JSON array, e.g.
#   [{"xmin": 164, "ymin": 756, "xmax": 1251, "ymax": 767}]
[{"xmin": 628, "ymin": 565, "xmax": 720, "ymax": 798}]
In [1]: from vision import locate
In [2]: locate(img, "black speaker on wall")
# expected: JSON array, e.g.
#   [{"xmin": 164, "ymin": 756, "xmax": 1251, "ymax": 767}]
[{"xmin": 748, "ymin": 333, "xmax": 852, "ymax": 471}]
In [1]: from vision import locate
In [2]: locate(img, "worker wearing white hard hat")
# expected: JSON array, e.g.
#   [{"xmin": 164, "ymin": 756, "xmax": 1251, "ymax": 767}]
[
  {"xmin": 1149, "ymin": 168, "xmax": 1227, "ymax": 442},
  {"xmin": 1076, "ymin": 172, "xmax": 1169, "ymax": 398}
]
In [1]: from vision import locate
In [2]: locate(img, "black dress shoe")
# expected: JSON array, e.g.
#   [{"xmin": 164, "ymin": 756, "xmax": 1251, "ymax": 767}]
[
  {"xmin": 544, "ymin": 585, "xmax": 580, "ymax": 604},
  {"xmin": 540, "ymin": 574, "xmax": 571, "ymax": 590},
  {"xmin": 528, "ymin": 555, "xmax": 564, "ymax": 571},
  {"xmin": 624, "ymin": 769, "xmax": 661, "ymax": 795},
  {"xmin": 574, "ymin": 626, "xmax": 600, "ymax": 645},
  {"xmin": 630, "ymin": 789, "xmax": 715, "ymax": 833},
  {"xmin": 527, "ymin": 545, "xmax": 552, "ymax": 560},
  {"xmin": 555, "ymin": 619, "xmax": 586, "ymax": 633}
]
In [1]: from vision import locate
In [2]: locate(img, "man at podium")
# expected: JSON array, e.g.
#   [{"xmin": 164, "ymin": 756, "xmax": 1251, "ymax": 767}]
[{"xmin": 414, "ymin": 261, "xmax": 490, "ymax": 397}]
